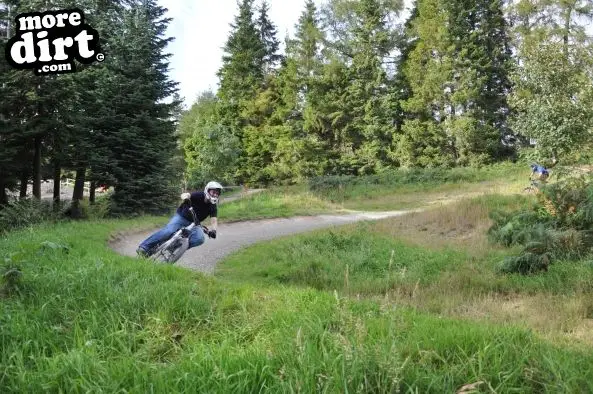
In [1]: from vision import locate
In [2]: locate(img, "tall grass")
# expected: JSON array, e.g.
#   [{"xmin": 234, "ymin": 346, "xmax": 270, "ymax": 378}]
[
  {"xmin": 309, "ymin": 162, "xmax": 523, "ymax": 191},
  {"xmin": 216, "ymin": 194, "xmax": 593, "ymax": 347},
  {"xmin": 218, "ymin": 186, "xmax": 341, "ymax": 221},
  {"xmin": 305, "ymin": 163, "xmax": 527, "ymax": 210},
  {"xmin": 0, "ymin": 195, "xmax": 117, "ymax": 235},
  {"xmin": 309, "ymin": 162, "xmax": 525, "ymax": 201},
  {"xmin": 2, "ymin": 209, "xmax": 593, "ymax": 391},
  {"xmin": 216, "ymin": 163, "xmax": 528, "ymax": 216}
]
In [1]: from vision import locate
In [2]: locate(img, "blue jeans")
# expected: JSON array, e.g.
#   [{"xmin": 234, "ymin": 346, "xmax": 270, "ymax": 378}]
[{"xmin": 138, "ymin": 213, "xmax": 205, "ymax": 253}]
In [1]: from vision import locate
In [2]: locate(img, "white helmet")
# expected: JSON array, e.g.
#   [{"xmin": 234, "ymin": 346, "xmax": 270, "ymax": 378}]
[{"xmin": 204, "ymin": 181, "xmax": 223, "ymax": 204}]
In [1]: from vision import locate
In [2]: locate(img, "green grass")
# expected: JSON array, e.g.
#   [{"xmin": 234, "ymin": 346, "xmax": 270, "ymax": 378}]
[
  {"xmin": 1, "ymin": 164, "xmax": 589, "ymax": 392},
  {"xmin": 215, "ymin": 194, "xmax": 593, "ymax": 346},
  {"xmin": 217, "ymin": 186, "xmax": 341, "ymax": 222},
  {"xmin": 215, "ymin": 163, "xmax": 528, "ymax": 220},
  {"xmin": 2, "ymin": 194, "xmax": 593, "ymax": 392},
  {"xmin": 308, "ymin": 162, "xmax": 528, "ymax": 210},
  {"xmin": 0, "ymin": 164, "xmax": 528, "ymax": 241},
  {"xmin": 214, "ymin": 223, "xmax": 474, "ymax": 293},
  {"xmin": 219, "ymin": 193, "xmax": 584, "ymax": 291},
  {"xmin": 215, "ymin": 213, "xmax": 593, "ymax": 299}
]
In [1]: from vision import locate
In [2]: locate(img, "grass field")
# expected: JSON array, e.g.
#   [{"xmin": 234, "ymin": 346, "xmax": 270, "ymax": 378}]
[
  {"xmin": 3, "ymin": 164, "xmax": 592, "ymax": 392},
  {"xmin": 217, "ymin": 162, "xmax": 528, "ymax": 221},
  {"xmin": 216, "ymin": 194, "xmax": 593, "ymax": 348}
]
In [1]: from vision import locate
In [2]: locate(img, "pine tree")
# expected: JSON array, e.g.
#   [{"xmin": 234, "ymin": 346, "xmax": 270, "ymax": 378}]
[
  {"xmin": 1, "ymin": 0, "xmax": 184, "ymax": 215},
  {"xmin": 0, "ymin": 0, "xmax": 72, "ymax": 201},
  {"xmin": 397, "ymin": 0, "xmax": 455, "ymax": 167},
  {"xmin": 445, "ymin": 0, "xmax": 515, "ymax": 164},
  {"xmin": 290, "ymin": 0, "xmax": 324, "ymax": 93},
  {"xmin": 388, "ymin": 3, "xmax": 419, "ymax": 167},
  {"xmin": 237, "ymin": 1, "xmax": 328, "ymax": 185},
  {"xmin": 343, "ymin": 0, "xmax": 398, "ymax": 174},
  {"xmin": 398, "ymin": 0, "xmax": 514, "ymax": 167},
  {"xmin": 256, "ymin": 0, "xmax": 283, "ymax": 74},
  {"xmin": 216, "ymin": 0, "xmax": 266, "ymax": 136},
  {"xmin": 0, "ymin": 1, "xmax": 19, "ymax": 204},
  {"xmin": 103, "ymin": 0, "xmax": 182, "ymax": 215}
]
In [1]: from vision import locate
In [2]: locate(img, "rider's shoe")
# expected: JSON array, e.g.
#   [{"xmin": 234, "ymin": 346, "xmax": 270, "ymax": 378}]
[{"xmin": 136, "ymin": 247, "xmax": 149, "ymax": 258}]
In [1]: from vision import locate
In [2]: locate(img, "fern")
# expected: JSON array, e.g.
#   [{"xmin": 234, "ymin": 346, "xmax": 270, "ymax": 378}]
[{"xmin": 488, "ymin": 174, "xmax": 593, "ymax": 275}]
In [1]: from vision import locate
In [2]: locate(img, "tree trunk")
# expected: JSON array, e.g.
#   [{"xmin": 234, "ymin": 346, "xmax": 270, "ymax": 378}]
[
  {"xmin": 18, "ymin": 142, "xmax": 31, "ymax": 198},
  {"xmin": 32, "ymin": 135, "xmax": 41, "ymax": 199},
  {"xmin": 0, "ymin": 178, "xmax": 7, "ymax": 206},
  {"xmin": 72, "ymin": 167, "xmax": 85, "ymax": 201},
  {"xmin": 89, "ymin": 181, "xmax": 96, "ymax": 205},
  {"xmin": 68, "ymin": 166, "xmax": 86, "ymax": 219},
  {"xmin": 563, "ymin": 7, "xmax": 572, "ymax": 58},
  {"xmin": 19, "ymin": 168, "xmax": 29, "ymax": 198},
  {"xmin": 53, "ymin": 160, "xmax": 61, "ymax": 210}
]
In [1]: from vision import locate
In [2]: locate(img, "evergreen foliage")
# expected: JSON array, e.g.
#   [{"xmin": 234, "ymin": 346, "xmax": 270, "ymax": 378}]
[
  {"xmin": 0, "ymin": 0, "xmax": 181, "ymax": 216},
  {"xmin": 3, "ymin": 0, "xmax": 593, "ymax": 212}
]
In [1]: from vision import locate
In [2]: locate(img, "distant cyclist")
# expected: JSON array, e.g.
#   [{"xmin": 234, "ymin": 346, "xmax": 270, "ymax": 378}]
[{"xmin": 529, "ymin": 157, "xmax": 558, "ymax": 184}]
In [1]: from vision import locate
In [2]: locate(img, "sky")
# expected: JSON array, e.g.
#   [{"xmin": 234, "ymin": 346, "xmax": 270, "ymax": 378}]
[{"xmin": 157, "ymin": 0, "xmax": 326, "ymax": 109}]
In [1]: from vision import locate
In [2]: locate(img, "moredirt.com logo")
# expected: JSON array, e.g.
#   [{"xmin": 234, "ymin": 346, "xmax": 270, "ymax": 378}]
[{"xmin": 4, "ymin": 8, "xmax": 104, "ymax": 75}]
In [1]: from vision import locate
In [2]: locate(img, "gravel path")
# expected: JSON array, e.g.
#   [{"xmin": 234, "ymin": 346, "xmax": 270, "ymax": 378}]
[{"xmin": 109, "ymin": 207, "xmax": 423, "ymax": 274}]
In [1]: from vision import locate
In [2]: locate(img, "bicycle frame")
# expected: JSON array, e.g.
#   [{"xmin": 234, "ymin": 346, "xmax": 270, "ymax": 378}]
[{"xmin": 149, "ymin": 205, "xmax": 210, "ymax": 263}]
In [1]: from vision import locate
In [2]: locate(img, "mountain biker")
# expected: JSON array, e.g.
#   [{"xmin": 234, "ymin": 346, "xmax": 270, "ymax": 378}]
[
  {"xmin": 136, "ymin": 181, "xmax": 222, "ymax": 257},
  {"xmin": 529, "ymin": 157, "xmax": 558, "ymax": 184}
]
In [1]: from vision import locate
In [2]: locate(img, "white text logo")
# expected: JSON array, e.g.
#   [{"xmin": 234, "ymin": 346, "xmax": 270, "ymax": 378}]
[{"xmin": 5, "ymin": 8, "xmax": 104, "ymax": 75}]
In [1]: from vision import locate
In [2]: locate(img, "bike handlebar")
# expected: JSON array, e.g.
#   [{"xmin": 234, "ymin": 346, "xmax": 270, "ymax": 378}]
[{"xmin": 185, "ymin": 200, "xmax": 213, "ymax": 237}]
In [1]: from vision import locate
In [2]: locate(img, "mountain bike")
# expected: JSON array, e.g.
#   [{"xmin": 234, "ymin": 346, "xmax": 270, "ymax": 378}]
[
  {"xmin": 148, "ymin": 205, "xmax": 211, "ymax": 264},
  {"xmin": 523, "ymin": 180, "xmax": 543, "ymax": 194},
  {"xmin": 524, "ymin": 164, "xmax": 553, "ymax": 195}
]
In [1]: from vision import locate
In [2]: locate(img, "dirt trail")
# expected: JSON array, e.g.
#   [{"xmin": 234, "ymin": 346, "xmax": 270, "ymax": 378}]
[
  {"xmin": 108, "ymin": 188, "xmax": 495, "ymax": 274},
  {"xmin": 109, "ymin": 208, "xmax": 426, "ymax": 273}
]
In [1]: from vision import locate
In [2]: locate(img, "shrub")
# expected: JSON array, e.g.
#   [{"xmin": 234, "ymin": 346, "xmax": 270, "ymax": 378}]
[
  {"xmin": 497, "ymin": 252, "xmax": 551, "ymax": 275},
  {"xmin": 0, "ymin": 198, "xmax": 65, "ymax": 234},
  {"xmin": 488, "ymin": 174, "xmax": 593, "ymax": 274}
]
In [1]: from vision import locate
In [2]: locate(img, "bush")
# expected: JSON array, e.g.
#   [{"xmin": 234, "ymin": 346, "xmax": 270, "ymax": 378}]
[
  {"xmin": 0, "ymin": 194, "xmax": 116, "ymax": 235},
  {"xmin": 0, "ymin": 198, "xmax": 65, "ymax": 234},
  {"xmin": 497, "ymin": 252, "xmax": 551, "ymax": 275},
  {"xmin": 488, "ymin": 174, "xmax": 593, "ymax": 274},
  {"xmin": 488, "ymin": 210, "xmax": 553, "ymax": 247}
]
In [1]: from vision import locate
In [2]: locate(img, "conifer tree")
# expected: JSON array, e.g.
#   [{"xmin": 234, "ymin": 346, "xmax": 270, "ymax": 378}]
[
  {"xmin": 0, "ymin": 1, "xmax": 19, "ymax": 204},
  {"xmin": 102, "ymin": 0, "xmax": 182, "ymax": 215},
  {"xmin": 397, "ymin": 0, "xmax": 455, "ymax": 167},
  {"xmin": 388, "ymin": 3, "xmax": 419, "ymax": 166},
  {"xmin": 398, "ymin": 0, "xmax": 514, "ymax": 166},
  {"xmin": 291, "ymin": 0, "xmax": 324, "ymax": 93},
  {"xmin": 256, "ymin": 0, "xmax": 283, "ymax": 74},
  {"xmin": 445, "ymin": 0, "xmax": 514, "ymax": 164},
  {"xmin": 237, "ymin": 2, "xmax": 327, "ymax": 184},
  {"xmin": 216, "ymin": 0, "xmax": 266, "ymax": 137}
]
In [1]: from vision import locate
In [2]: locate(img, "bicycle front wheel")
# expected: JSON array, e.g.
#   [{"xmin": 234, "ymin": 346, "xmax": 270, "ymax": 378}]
[{"xmin": 151, "ymin": 237, "xmax": 189, "ymax": 264}]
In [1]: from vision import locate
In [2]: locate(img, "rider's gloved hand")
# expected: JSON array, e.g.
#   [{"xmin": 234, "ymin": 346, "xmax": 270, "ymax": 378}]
[
  {"xmin": 208, "ymin": 229, "xmax": 217, "ymax": 239},
  {"xmin": 180, "ymin": 192, "xmax": 190, "ymax": 201}
]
